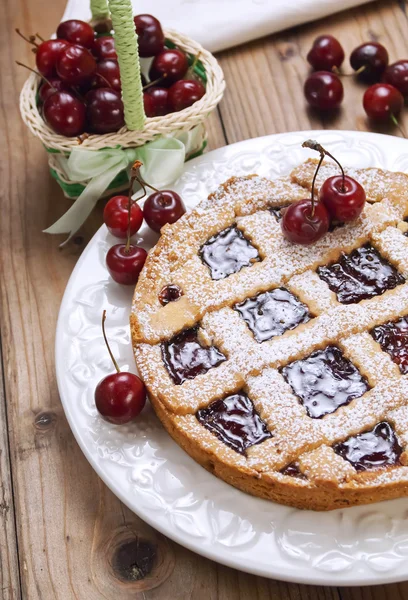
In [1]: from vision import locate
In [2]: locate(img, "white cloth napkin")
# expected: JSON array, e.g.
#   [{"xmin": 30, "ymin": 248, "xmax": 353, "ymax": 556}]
[{"xmin": 63, "ymin": 0, "xmax": 373, "ymax": 53}]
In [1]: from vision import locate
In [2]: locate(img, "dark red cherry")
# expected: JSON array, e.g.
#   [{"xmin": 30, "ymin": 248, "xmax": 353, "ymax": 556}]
[
  {"xmin": 93, "ymin": 59, "xmax": 121, "ymax": 91},
  {"xmin": 35, "ymin": 39, "xmax": 70, "ymax": 77},
  {"xmin": 56, "ymin": 20, "xmax": 95, "ymax": 49},
  {"xmin": 143, "ymin": 92, "xmax": 155, "ymax": 117},
  {"xmin": 93, "ymin": 36, "xmax": 117, "ymax": 60},
  {"xmin": 95, "ymin": 371, "xmax": 146, "ymax": 424},
  {"xmin": 56, "ymin": 44, "xmax": 96, "ymax": 85},
  {"xmin": 145, "ymin": 87, "xmax": 170, "ymax": 116},
  {"xmin": 363, "ymin": 83, "xmax": 403, "ymax": 120},
  {"xmin": 350, "ymin": 42, "xmax": 389, "ymax": 82},
  {"xmin": 384, "ymin": 60, "xmax": 408, "ymax": 97},
  {"xmin": 106, "ymin": 244, "xmax": 147, "ymax": 285},
  {"xmin": 38, "ymin": 78, "xmax": 69, "ymax": 103},
  {"xmin": 143, "ymin": 190, "xmax": 186, "ymax": 233},
  {"xmin": 86, "ymin": 88, "xmax": 125, "ymax": 133},
  {"xmin": 168, "ymin": 79, "xmax": 206, "ymax": 111},
  {"xmin": 307, "ymin": 35, "xmax": 345, "ymax": 71},
  {"xmin": 43, "ymin": 91, "xmax": 86, "ymax": 137},
  {"xmin": 304, "ymin": 71, "xmax": 343, "ymax": 110},
  {"xmin": 320, "ymin": 175, "xmax": 366, "ymax": 222},
  {"xmin": 103, "ymin": 195, "xmax": 143, "ymax": 238},
  {"xmin": 134, "ymin": 14, "xmax": 165, "ymax": 57},
  {"xmin": 281, "ymin": 199, "xmax": 329, "ymax": 245},
  {"xmin": 149, "ymin": 49, "xmax": 189, "ymax": 87}
]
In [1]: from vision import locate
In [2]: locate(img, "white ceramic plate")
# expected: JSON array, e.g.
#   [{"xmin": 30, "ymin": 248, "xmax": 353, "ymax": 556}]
[{"xmin": 56, "ymin": 130, "xmax": 408, "ymax": 586}]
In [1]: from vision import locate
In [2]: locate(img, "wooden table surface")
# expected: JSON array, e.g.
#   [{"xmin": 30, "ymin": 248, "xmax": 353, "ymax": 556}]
[{"xmin": 2, "ymin": 0, "xmax": 408, "ymax": 598}]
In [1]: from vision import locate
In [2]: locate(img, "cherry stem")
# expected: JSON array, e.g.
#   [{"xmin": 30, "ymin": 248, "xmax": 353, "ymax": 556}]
[
  {"xmin": 15, "ymin": 61, "xmax": 56, "ymax": 91},
  {"xmin": 35, "ymin": 32, "xmax": 45, "ymax": 42},
  {"xmin": 101, "ymin": 310, "xmax": 120, "ymax": 373},
  {"xmin": 310, "ymin": 153, "xmax": 324, "ymax": 217},
  {"xmin": 332, "ymin": 65, "xmax": 365, "ymax": 77},
  {"xmin": 142, "ymin": 74, "xmax": 167, "ymax": 91},
  {"xmin": 15, "ymin": 28, "xmax": 39, "ymax": 47},
  {"xmin": 130, "ymin": 161, "xmax": 160, "ymax": 195},
  {"xmin": 302, "ymin": 139, "xmax": 346, "ymax": 192},
  {"xmin": 390, "ymin": 113, "xmax": 406, "ymax": 138}
]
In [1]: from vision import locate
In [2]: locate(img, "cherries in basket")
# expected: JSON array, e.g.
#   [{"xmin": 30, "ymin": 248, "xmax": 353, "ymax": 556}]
[
  {"xmin": 16, "ymin": 14, "xmax": 206, "ymax": 138},
  {"xmin": 281, "ymin": 140, "xmax": 366, "ymax": 246},
  {"xmin": 104, "ymin": 160, "xmax": 185, "ymax": 285}
]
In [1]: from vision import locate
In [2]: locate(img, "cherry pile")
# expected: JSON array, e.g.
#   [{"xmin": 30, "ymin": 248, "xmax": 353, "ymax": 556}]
[
  {"xmin": 104, "ymin": 160, "xmax": 185, "ymax": 285},
  {"xmin": 305, "ymin": 36, "xmax": 406, "ymax": 126},
  {"xmin": 18, "ymin": 14, "xmax": 206, "ymax": 138},
  {"xmin": 281, "ymin": 140, "xmax": 366, "ymax": 245}
]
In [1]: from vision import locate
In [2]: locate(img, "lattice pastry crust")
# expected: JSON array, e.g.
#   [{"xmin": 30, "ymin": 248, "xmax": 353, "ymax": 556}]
[{"xmin": 131, "ymin": 158, "xmax": 408, "ymax": 510}]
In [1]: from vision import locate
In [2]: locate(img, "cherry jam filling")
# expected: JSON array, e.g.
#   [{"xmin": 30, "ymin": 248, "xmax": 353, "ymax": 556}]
[
  {"xmin": 280, "ymin": 462, "xmax": 305, "ymax": 478},
  {"xmin": 282, "ymin": 346, "xmax": 369, "ymax": 419},
  {"xmin": 199, "ymin": 226, "xmax": 260, "ymax": 280},
  {"xmin": 158, "ymin": 284, "xmax": 183, "ymax": 306},
  {"xmin": 196, "ymin": 392, "xmax": 271, "ymax": 454},
  {"xmin": 371, "ymin": 316, "xmax": 408, "ymax": 374},
  {"xmin": 162, "ymin": 327, "xmax": 226, "ymax": 385},
  {"xmin": 317, "ymin": 244, "xmax": 405, "ymax": 304},
  {"xmin": 333, "ymin": 422, "xmax": 402, "ymax": 471},
  {"xmin": 234, "ymin": 287, "xmax": 311, "ymax": 343}
]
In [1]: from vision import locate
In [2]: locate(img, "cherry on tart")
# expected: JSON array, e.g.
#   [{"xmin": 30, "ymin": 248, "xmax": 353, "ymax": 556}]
[
  {"xmin": 56, "ymin": 19, "xmax": 95, "ymax": 50},
  {"xmin": 134, "ymin": 14, "xmax": 165, "ymax": 58},
  {"xmin": 95, "ymin": 310, "xmax": 146, "ymax": 424},
  {"xmin": 93, "ymin": 59, "xmax": 121, "ymax": 91},
  {"xmin": 320, "ymin": 175, "xmax": 366, "ymax": 222},
  {"xmin": 43, "ymin": 91, "xmax": 86, "ymax": 136},
  {"xmin": 168, "ymin": 79, "xmax": 206, "ymax": 111},
  {"xmin": 35, "ymin": 39, "xmax": 70, "ymax": 77},
  {"xmin": 143, "ymin": 190, "xmax": 186, "ymax": 233},
  {"xmin": 281, "ymin": 199, "xmax": 329, "ymax": 245},
  {"xmin": 94, "ymin": 36, "xmax": 117, "ymax": 60},
  {"xmin": 56, "ymin": 44, "xmax": 96, "ymax": 85},
  {"xmin": 384, "ymin": 60, "xmax": 408, "ymax": 97},
  {"xmin": 307, "ymin": 35, "xmax": 345, "ymax": 71},
  {"xmin": 149, "ymin": 48, "xmax": 189, "ymax": 87},
  {"xmin": 363, "ymin": 83, "xmax": 403, "ymax": 121},
  {"xmin": 86, "ymin": 88, "xmax": 125, "ymax": 134},
  {"xmin": 304, "ymin": 71, "xmax": 343, "ymax": 110},
  {"xmin": 350, "ymin": 42, "xmax": 389, "ymax": 82},
  {"xmin": 103, "ymin": 195, "xmax": 143, "ymax": 239}
]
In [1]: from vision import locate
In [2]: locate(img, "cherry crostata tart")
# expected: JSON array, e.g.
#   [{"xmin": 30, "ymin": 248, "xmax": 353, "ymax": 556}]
[{"xmin": 130, "ymin": 156, "xmax": 408, "ymax": 511}]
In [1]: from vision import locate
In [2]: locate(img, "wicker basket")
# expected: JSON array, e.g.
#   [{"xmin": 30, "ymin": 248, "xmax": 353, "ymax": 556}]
[{"xmin": 20, "ymin": 28, "xmax": 225, "ymax": 200}]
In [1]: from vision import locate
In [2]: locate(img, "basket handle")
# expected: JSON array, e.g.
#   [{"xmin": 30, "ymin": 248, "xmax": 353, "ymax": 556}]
[
  {"xmin": 90, "ymin": 0, "xmax": 110, "ymax": 20},
  {"xmin": 108, "ymin": 0, "xmax": 146, "ymax": 131}
]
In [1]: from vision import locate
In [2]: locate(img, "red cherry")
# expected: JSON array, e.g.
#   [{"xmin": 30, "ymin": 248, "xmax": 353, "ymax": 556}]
[
  {"xmin": 134, "ymin": 14, "xmax": 165, "ymax": 57},
  {"xmin": 43, "ymin": 91, "xmax": 86, "ymax": 137},
  {"xmin": 307, "ymin": 35, "xmax": 345, "ymax": 71},
  {"xmin": 145, "ymin": 87, "xmax": 170, "ymax": 116},
  {"xmin": 35, "ymin": 39, "xmax": 70, "ymax": 77},
  {"xmin": 143, "ymin": 191, "xmax": 186, "ymax": 233},
  {"xmin": 384, "ymin": 60, "xmax": 408, "ymax": 97},
  {"xmin": 168, "ymin": 79, "xmax": 205, "ymax": 112},
  {"xmin": 319, "ymin": 176, "xmax": 366, "ymax": 222},
  {"xmin": 363, "ymin": 83, "xmax": 403, "ymax": 120},
  {"xmin": 56, "ymin": 44, "xmax": 96, "ymax": 85},
  {"xmin": 143, "ymin": 92, "xmax": 155, "ymax": 117},
  {"xmin": 106, "ymin": 244, "xmax": 147, "ymax": 285},
  {"xmin": 38, "ymin": 78, "xmax": 69, "ymax": 103},
  {"xmin": 149, "ymin": 49, "xmax": 189, "ymax": 87},
  {"xmin": 281, "ymin": 199, "xmax": 329, "ymax": 245},
  {"xmin": 94, "ymin": 36, "xmax": 117, "ymax": 60},
  {"xmin": 304, "ymin": 71, "xmax": 343, "ymax": 110},
  {"xmin": 93, "ymin": 59, "xmax": 121, "ymax": 91},
  {"xmin": 103, "ymin": 196, "xmax": 143, "ymax": 238},
  {"xmin": 95, "ymin": 372, "xmax": 146, "ymax": 424},
  {"xmin": 56, "ymin": 20, "xmax": 95, "ymax": 49},
  {"xmin": 350, "ymin": 42, "xmax": 389, "ymax": 82},
  {"xmin": 86, "ymin": 88, "xmax": 125, "ymax": 134}
]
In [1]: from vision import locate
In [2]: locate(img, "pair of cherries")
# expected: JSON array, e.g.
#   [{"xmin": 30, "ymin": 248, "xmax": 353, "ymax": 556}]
[
  {"xmin": 104, "ymin": 161, "xmax": 185, "ymax": 285},
  {"xmin": 304, "ymin": 36, "xmax": 405, "ymax": 124},
  {"xmin": 281, "ymin": 140, "xmax": 366, "ymax": 245}
]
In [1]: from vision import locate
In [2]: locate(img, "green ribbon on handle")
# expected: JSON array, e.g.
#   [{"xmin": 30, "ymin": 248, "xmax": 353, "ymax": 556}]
[{"xmin": 44, "ymin": 137, "xmax": 186, "ymax": 244}]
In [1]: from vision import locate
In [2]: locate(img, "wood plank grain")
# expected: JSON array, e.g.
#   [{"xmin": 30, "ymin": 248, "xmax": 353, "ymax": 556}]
[{"xmin": 0, "ymin": 346, "xmax": 21, "ymax": 600}]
